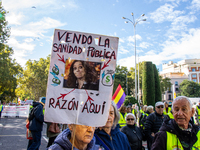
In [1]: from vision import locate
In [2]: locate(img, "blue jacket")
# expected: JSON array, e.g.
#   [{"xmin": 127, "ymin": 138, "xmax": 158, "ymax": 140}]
[
  {"xmin": 48, "ymin": 128, "xmax": 99, "ymax": 150},
  {"xmin": 29, "ymin": 102, "xmax": 44, "ymax": 131},
  {"xmin": 94, "ymin": 126, "xmax": 131, "ymax": 150}
]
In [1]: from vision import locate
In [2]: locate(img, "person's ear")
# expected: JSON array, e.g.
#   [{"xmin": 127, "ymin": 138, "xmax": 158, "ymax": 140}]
[{"xmin": 191, "ymin": 108, "xmax": 195, "ymax": 116}]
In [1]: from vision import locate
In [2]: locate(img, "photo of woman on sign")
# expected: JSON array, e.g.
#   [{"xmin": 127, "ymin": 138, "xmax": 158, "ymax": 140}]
[{"xmin": 63, "ymin": 60, "xmax": 100, "ymax": 91}]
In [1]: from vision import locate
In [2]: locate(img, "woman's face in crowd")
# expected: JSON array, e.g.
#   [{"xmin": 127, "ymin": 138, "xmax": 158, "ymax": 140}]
[
  {"xmin": 104, "ymin": 105, "xmax": 115, "ymax": 128},
  {"xmin": 70, "ymin": 124, "xmax": 95, "ymax": 144},
  {"xmin": 73, "ymin": 61, "xmax": 85, "ymax": 79},
  {"xmin": 126, "ymin": 115, "xmax": 135, "ymax": 125},
  {"xmin": 127, "ymin": 108, "xmax": 132, "ymax": 113}
]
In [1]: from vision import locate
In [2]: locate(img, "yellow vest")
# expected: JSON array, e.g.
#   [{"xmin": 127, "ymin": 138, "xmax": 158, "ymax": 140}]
[
  {"xmin": 168, "ymin": 112, "xmax": 174, "ymax": 119},
  {"xmin": 196, "ymin": 106, "xmax": 200, "ymax": 120},
  {"xmin": 0, "ymin": 105, "xmax": 3, "ymax": 111},
  {"xmin": 166, "ymin": 131, "xmax": 200, "ymax": 150},
  {"xmin": 118, "ymin": 112, "xmax": 127, "ymax": 127},
  {"xmin": 163, "ymin": 107, "xmax": 171, "ymax": 115},
  {"xmin": 140, "ymin": 109, "xmax": 144, "ymax": 115},
  {"xmin": 132, "ymin": 109, "xmax": 135, "ymax": 114}
]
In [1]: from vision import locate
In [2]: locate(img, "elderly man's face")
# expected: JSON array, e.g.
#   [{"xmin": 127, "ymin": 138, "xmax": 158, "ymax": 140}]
[
  {"xmin": 69, "ymin": 124, "xmax": 95, "ymax": 145},
  {"xmin": 172, "ymin": 99, "xmax": 195, "ymax": 129},
  {"xmin": 155, "ymin": 105, "xmax": 164, "ymax": 115}
]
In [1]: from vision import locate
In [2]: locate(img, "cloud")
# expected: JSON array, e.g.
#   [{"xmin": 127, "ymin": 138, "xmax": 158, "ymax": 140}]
[
  {"xmin": 24, "ymin": 38, "xmax": 34, "ymax": 43},
  {"xmin": 3, "ymin": 0, "xmax": 78, "ymax": 11},
  {"xmin": 127, "ymin": 35, "xmax": 142, "ymax": 43},
  {"xmin": 28, "ymin": 17, "xmax": 66, "ymax": 30},
  {"xmin": 8, "ymin": 37, "xmax": 36, "ymax": 67},
  {"xmin": 139, "ymin": 42, "xmax": 153, "ymax": 49},
  {"xmin": 10, "ymin": 17, "xmax": 66, "ymax": 38},
  {"xmin": 8, "ymin": 37, "xmax": 35, "ymax": 51},
  {"xmin": 150, "ymin": 3, "xmax": 184, "ymax": 23},
  {"xmin": 118, "ymin": 28, "xmax": 200, "ymax": 69},
  {"xmin": 6, "ymin": 12, "xmax": 24, "ymax": 25}
]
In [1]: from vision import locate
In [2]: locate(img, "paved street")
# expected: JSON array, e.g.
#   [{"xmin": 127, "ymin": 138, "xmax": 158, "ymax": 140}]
[
  {"xmin": 0, "ymin": 117, "xmax": 148, "ymax": 150},
  {"xmin": 0, "ymin": 117, "xmax": 48, "ymax": 150}
]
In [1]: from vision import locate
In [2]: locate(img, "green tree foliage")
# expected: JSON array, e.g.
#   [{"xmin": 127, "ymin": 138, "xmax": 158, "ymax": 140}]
[
  {"xmin": 0, "ymin": 3, "xmax": 22, "ymax": 103},
  {"xmin": 0, "ymin": 2, "xmax": 10, "ymax": 43},
  {"xmin": 113, "ymin": 65, "xmax": 134, "ymax": 95},
  {"xmin": 159, "ymin": 76, "xmax": 172, "ymax": 93},
  {"xmin": 142, "ymin": 61, "xmax": 155, "ymax": 106},
  {"xmin": 124, "ymin": 96, "xmax": 137, "ymax": 106},
  {"xmin": 179, "ymin": 79, "xmax": 200, "ymax": 97},
  {"xmin": 16, "ymin": 55, "xmax": 50, "ymax": 101},
  {"xmin": 153, "ymin": 64, "xmax": 161, "ymax": 102}
]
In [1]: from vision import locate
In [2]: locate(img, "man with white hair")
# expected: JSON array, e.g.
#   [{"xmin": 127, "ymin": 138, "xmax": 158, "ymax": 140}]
[
  {"xmin": 151, "ymin": 96, "xmax": 200, "ymax": 150},
  {"xmin": 144, "ymin": 101, "xmax": 167, "ymax": 150}
]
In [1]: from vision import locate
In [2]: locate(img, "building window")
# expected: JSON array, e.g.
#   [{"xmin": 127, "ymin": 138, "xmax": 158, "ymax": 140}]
[
  {"xmin": 175, "ymin": 88, "xmax": 179, "ymax": 91},
  {"xmin": 192, "ymin": 74, "xmax": 197, "ymax": 78},
  {"xmin": 192, "ymin": 68, "xmax": 196, "ymax": 72},
  {"xmin": 168, "ymin": 95, "xmax": 172, "ymax": 100},
  {"xmin": 175, "ymin": 81, "xmax": 178, "ymax": 86},
  {"xmin": 193, "ymin": 79, "xmax": 197, "ymax": 82}
]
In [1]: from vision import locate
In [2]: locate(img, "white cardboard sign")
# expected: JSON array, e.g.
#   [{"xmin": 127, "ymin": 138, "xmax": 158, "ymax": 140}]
[{"xmin": 44, "ymin": 29, "xmax": 119, "ymax": 127}]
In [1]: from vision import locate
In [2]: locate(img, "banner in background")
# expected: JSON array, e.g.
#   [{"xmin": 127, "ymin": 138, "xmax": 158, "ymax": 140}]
[
  {"xmin": 44, "ymin": 29, "xmax": 119, "ymax": 127},
  {"xmin": 2, "ymin": 105, "xmax": 30, "ymax": 117}
]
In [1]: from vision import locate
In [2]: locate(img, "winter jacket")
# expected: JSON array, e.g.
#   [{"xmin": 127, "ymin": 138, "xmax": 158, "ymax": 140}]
[
  {"xmin": 151, "ymin": 119, "xmax": 199, "ymax": 150},
  {"xmin": 121, "ymin": 124, "xmax": 144, "ymax": 150},
  {"xmin": 48, "ymin": 128, "xmax": 99, "ymax": 150},
  {"xmin": 144, "ymin": 111, "xmax": 167, "ymax": 149},
  {"xmin": 94, "ymin": 126, "xmax": 131, "ymax": 150},
  {"xmin": 29, "ymin": 102, "xmax": 44, "ymax": 131},
  {"xmin": 140, "ymin": 110, "xmax": 151, "ymax": 127}
]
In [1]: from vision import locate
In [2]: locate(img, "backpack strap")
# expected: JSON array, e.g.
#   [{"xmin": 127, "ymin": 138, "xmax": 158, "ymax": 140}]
[{"xmin": 94, "ymin": 133, "xmax": 110, "ymax": 150}]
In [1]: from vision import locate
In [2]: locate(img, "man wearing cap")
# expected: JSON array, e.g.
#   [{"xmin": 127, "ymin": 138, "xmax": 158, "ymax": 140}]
[
  {"xmin": 195, "ymin": 100, "xmax": 200, "ymax": 126},
  {"xmin": 144, "ymin": 101, "xmax": 167, "ymax": 150},
  {"xmin": 151, "ymin": 96, "xmax": 200, "ymax": 150}
]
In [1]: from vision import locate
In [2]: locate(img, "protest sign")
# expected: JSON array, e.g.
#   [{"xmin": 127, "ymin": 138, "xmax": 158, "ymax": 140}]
[{"xmin": 44, "ymin": 29, "xmax": 119, "ymax": 127}]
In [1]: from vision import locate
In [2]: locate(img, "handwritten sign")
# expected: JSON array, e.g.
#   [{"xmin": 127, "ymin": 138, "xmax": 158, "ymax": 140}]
[{"xmin": 44, "ymin": 29, "xmax": 119, "ymax": 127}]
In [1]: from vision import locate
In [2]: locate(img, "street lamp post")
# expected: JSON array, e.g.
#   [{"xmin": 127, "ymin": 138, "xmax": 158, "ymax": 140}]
[
  {"xmin": 126, "ymin": 71, "xmax": 128, "ymax": 95},
  {"xmin": 138, "ymin": 55, "xmax": 140, "ymax": 103},
  {"xmin": 122, "ymin": 13, "xmax": 146, "ymax": 102}
]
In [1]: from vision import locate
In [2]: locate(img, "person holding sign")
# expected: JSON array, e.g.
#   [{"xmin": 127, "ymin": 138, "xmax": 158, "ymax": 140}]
[
  {"xmin": 65, "ymin": 60, "xmax": 99, "ymax": 90},
  {"xmin": 48, "ymin": 124, "xmax": 99, "ymax": 150},
  {"xmin": 94, "ymin": 101, "xmax": 131, "ymax": 150}
]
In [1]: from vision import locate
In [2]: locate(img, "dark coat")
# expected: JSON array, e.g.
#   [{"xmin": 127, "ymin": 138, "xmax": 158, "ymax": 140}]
[
  {"xmin": 121, "ymin": 124, "xmax": 144, "ymax": 150},
  {"xmin": 144, "ymin": 111, "xmax": 167, "ymax": 140},
  {"xmin": 151, "ymin": 119, "xmax": 199, "ymax": 150},
  {"xmin": 48, "ymin": 128, "xmax": 99, "ymax": 150},
  {"xmin": 29, "ymin": 102, "xmax": 44, "ymax": 131},
  {"xmin": 94, "ymin": 126, "xmax": 131, "ymax": 150},
  {"xmin": 140, "ymin": 110, "xmax": 151, "ymax": 126}
]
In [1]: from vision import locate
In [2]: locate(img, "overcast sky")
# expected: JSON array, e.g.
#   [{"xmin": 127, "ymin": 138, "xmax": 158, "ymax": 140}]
[{"xmin": 3, "ymin": 0, "xmax": 200, "ymax": 71}]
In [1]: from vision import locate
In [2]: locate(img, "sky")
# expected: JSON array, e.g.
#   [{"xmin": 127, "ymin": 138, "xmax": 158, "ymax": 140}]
[{"xmin": 2, "ymin": 0, "xmax": 200, "ymax": 72}]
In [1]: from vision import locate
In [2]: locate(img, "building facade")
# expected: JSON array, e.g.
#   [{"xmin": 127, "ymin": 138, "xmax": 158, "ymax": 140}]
[{"xmin": 160, "ymin": 59, "xmax": 200, "ymax": 101}]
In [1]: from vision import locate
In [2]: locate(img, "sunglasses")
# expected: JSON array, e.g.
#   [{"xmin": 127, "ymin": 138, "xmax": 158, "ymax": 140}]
[
  {"xmin": 127, "ymin": 118, "xmax": 134, "ymax": 121},
  {"xmin": 157, "ymin": 106, "xmax": 164, "ymax": 108}
]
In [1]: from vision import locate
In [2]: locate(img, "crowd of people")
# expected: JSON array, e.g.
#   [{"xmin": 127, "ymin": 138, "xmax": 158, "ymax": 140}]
[{"xmin": 25, "ymin": 96, "xmax": 200, "ymax": 150}]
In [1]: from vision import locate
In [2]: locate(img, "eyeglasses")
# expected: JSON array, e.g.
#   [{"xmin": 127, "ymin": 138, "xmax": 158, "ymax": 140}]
[
  {"xmin": 157, "ymin": 106, "xmax": 164, "ymax": 108},
  {"xmin": 127, "ymin": 118, "xmax": 134, "ymax": 121}
]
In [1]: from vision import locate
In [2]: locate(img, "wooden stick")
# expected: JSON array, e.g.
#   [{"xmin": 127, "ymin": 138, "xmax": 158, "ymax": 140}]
[{"xmin": 71, "ymin": 124, "xmax": 76, "ymax": 150}]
